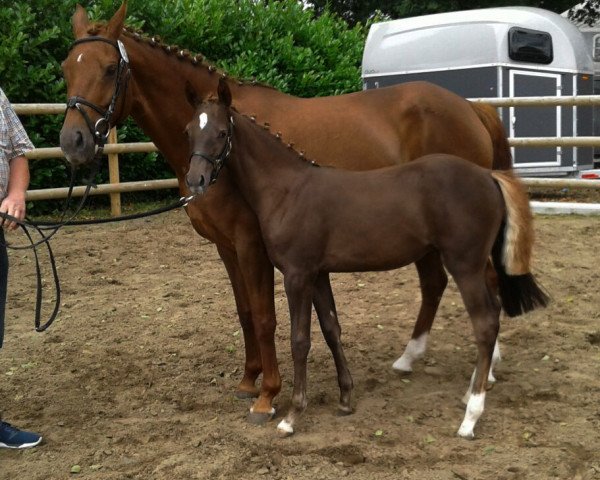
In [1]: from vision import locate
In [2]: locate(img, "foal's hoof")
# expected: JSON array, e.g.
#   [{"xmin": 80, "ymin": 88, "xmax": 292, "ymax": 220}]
[
  {"xmin": 247, "ymin": 408, "xmax": 275, "ymax": 425},
  {"xmin": 235, "ymin": 389, "xmax": 259, "ymax": 400},
  {"xmin": 276, "ymin": 419, "xmax": 294, "ymax": 438}
]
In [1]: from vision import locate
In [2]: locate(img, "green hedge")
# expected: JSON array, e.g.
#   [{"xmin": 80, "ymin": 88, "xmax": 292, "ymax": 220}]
[{"xmin": 0, "ymin": 0, "xmax": 366, "ymax": 212}]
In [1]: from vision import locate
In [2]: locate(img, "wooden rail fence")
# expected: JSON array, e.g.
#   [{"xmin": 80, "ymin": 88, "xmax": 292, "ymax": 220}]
[{"xmin": 14, "ymin": 97, "xmax": 600, "ymax": 216}]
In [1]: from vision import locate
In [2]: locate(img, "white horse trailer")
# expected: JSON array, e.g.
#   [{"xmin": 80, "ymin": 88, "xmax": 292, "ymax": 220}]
[
  {"xmin": 564, "ymin": 4, "xmax": 600, "ymax": 166},
  {"xmin": 362, "ymin": 7, "xmax": 595, "ymax": 176}
]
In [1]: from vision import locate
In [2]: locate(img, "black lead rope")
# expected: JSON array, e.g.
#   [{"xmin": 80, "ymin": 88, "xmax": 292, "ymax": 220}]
[{"xmin": 0, "ymin": 192, "xmax": 194, "ymax": 333}]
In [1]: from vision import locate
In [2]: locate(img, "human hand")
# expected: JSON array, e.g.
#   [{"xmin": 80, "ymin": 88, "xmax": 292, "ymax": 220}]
[{"xmin": 0, "ymin": 194, "xmax": 26, "ymax": 230}]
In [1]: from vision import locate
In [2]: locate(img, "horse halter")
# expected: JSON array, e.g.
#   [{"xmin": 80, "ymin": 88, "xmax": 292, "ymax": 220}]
[
  {"xmin": 189, "ymin": 115, "xmax": 234, "ymax": 185},
  {"xmin": 65, "ymin": 36, "xmax": 131, "ymax": 156}
]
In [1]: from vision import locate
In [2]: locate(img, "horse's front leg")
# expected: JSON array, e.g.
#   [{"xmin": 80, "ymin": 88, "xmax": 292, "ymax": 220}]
[
  {"xmin": 233, "ymin": 239, "xmax": 281, "ymax": 424},
  {"xmin": 313, "ymin": 272, "xmax": 353, "ymax": 415},
  {"xmin": 216, "ymin": 244, "xmax": 262, "ymax": 399},
  {"xmin": 277, "ymin": 270, "xmax": 315, "ymax": 437}
]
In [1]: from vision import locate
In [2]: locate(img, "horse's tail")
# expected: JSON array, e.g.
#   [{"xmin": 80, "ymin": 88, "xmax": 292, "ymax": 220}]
[
  {"xmin": 490, "ymin": 170, "xmax": 549, "ymax": 317},
  {"xmin": 471, "ymin": 102, "xmax": 513, "ymax": 170}
]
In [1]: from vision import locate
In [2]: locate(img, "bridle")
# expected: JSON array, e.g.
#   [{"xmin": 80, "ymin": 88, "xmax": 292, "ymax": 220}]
[
  {"xmin": 189, "ymin": 115, "xmax": 234, "ymax": 185},
  {"xmin": 65, "ymin": 36, "xmax": 131, "ymax": 159}
]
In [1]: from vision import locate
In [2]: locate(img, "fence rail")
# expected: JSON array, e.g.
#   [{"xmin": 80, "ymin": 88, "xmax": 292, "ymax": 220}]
[{"xmin": 13, "ymin": 96, "xmax": 600, "ymax": 214}]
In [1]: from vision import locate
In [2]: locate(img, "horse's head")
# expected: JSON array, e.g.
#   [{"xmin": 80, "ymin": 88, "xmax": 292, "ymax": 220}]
[
  {"xmin": 60, "ymin": 2, "xmax": 132, "ymax": 167},
  {"xmin": 184, "ymin": 79, "xmax": 234, "ymax": 195}
]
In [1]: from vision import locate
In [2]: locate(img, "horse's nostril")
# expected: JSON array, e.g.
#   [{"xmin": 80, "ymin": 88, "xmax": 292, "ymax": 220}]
[
  {"xmin": 75, "ymin": 131, "xmax": 84, "ymax": 148},
  {"xmin": 199, "ymin": 175, "xmax": 205, "ymax": 187}
]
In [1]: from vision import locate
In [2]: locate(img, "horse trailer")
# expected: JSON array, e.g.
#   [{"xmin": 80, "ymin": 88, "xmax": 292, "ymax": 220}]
[{"xmin": 362, "ymin": 7, "xmax": 595, "ymax": 176}]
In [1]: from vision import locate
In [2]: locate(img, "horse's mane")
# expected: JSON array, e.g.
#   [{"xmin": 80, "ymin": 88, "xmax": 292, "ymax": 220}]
[{"xmin": 83, "ymin": 24, "xmax": 275, "ymax": 91}]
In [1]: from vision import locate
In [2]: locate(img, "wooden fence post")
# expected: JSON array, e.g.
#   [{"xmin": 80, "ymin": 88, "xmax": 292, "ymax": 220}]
[{"xmin": 107, "ymin": 127, "xmax": 122, "ymax": 216}]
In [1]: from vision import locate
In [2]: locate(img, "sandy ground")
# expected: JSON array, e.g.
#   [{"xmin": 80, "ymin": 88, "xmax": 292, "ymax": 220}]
[{"xmin": 0, "ymin": 210, "xmax": 599, "ymax": 479}]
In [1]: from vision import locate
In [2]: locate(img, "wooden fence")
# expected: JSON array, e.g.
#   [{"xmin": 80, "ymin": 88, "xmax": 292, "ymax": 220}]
[{"xmin": 14, "ymin": 96, "xmax": 600, "ymax": 216}]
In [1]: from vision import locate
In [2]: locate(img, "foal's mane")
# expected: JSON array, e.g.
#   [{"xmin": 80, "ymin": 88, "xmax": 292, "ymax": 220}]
[{"xmin": 228, "ymin": 102, "xmax": 321, "ymax": 168}]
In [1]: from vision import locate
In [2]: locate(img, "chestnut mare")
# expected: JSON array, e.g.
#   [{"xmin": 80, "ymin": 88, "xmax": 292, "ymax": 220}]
[
  {"xmin": 59, "ymin": 2, "xmax": 514, "ymax": 423},
  {"xmin": 184, "ymin": 80, "xmax": 548, "ymax": 438}
]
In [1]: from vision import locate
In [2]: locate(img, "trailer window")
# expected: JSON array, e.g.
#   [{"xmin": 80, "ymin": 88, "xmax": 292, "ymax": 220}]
[
  {"xmin": 508, "ymin": 27, "xmax": 553, "ymax": 64},
  {"xmin": 594, "ymin": 34, "xmax": 600, "ymax": 61}
]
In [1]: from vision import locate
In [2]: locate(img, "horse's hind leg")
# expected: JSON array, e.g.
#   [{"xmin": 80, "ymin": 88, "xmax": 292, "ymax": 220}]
[
  {"xmin": 313, "ymin": 272, "xmax": 353, "ymax": 415},
  {"xmin": 393, "ymin": 251, "xmax": 447, "ymax": 373},
  {"xmin": 451, "ymin": 269, "xmax": 500, "ymax": 439},
  {"xmin": 393, "ymin": 253, "xmax": 501, "ymax": 384}
]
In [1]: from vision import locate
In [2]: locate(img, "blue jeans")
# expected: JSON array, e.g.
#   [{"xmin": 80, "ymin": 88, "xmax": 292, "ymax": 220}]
[{"xmin": 0, "ymin": 229, "xmax": 7, "ymax": 349}]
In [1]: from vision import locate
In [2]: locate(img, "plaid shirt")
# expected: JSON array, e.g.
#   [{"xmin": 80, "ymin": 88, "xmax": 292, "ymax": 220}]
[{"xmin": 0, "ymin": 87, "xmax": 34, "ymax": 200}]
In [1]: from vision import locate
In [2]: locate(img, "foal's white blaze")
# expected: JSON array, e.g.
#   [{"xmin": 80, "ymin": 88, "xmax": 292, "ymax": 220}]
[
  {"xmin": 76, "ymin": 53, "xmax": 84, "ymax": 63},
  {"xmin": 277, "ymin": 419, "xmax": 294, "ymax": 435},
  {"xmin": 199, "ymin": 112, "xmax": 208, "ymax": 130},
  {"xmin": 458, "ymin": 392, "xmax": 486, "ymax": 439},
  {"xmin": 392, "ymin": 333, "xmax": 428, "ymax": 372}
]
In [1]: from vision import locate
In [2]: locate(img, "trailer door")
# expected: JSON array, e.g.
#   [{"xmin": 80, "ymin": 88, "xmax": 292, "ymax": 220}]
[{"xmin": 509, "ymin": 70, "xmax": 561, "ymax": 167}]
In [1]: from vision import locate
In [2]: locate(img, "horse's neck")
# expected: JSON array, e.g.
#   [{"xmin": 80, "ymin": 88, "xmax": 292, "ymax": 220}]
[
  {"xmin": 229, "ymin": 115, "xmax": 310, "ymax": 218},
  {"xmin": 121, "ymin": 34, "xmax": 292, "ymax": 180}
]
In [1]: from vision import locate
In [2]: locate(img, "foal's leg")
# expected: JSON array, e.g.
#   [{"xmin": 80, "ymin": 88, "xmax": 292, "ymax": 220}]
[
  {"xmin": 451, "ymin": 270, "xmax": 500, "ymax": 439},
  {"xmin": 393, "ymin": 251, "xmax": 447, "ymax": 373},
  {"xmin": 313, "ymin": 272, "xmax": 353, "ymax": 415},
  {"xmin": 277, "ymin": 271, "xmax": 315, "ymax": 437}
]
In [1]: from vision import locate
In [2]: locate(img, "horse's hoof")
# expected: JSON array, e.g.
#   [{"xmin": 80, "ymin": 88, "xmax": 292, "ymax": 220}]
[
  {"xmin": 235, "ymin": 389, "xmax": 259, "ymax": 400},
  {"xmin": 276, "ymin": 419, "xmax": 294, "ymax": 437},
  {"xmin": 247, "ymin": 408, "xmax": 275, "ymax": 425},
  {"xmin": 337, "ymin": 405, "xmax": 353, "ymax": 416},
  {"xmin": 457, "ymin": 429, "xmax": 476, "ymax": 440}
]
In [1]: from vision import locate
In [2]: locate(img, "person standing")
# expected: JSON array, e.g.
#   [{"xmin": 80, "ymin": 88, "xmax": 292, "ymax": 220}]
[{"xmin": 0, "ymin": 86, "xmax": 42, "ymax": 449}]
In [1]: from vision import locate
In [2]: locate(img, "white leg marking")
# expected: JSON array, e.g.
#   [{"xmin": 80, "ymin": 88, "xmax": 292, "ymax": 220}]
[
  {"xmin": 392, "ymin": 333, "xmax": 428, "ymax": 372},
  {"xmin": 488, "ymin": 340, "xmax": 501, "ymax": 384},
  {"xmin": 457, "ymin": 392, "xmax": 486, "ymax": 439},
  {"xmin": 277, "ymin": 419, "xmax": 294, "ymax": 435},
  {"xmin": 462, "ymin": 369, "xmax": 477, "ymax": 404},
  {"xmin": 250, "ymin": 406, "xmax": 275, "ymax": 416}
]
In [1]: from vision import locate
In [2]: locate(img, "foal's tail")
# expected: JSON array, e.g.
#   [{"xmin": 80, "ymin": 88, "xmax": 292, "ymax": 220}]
[
  {"xmin": 491, "ymin": 171, "xmax": 549, "ymax": 317},
  {"xmin": 471, "ymin": 102, "xmax": 513, "ymax": 170}
]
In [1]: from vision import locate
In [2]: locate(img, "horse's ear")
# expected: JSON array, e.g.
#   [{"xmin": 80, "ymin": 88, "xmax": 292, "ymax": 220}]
[
  {"xmin": 185, "ymin": 81, "xmax": 200, "ymax": 108},
  {"xmin": 106, "ymin": 1, "xmax": 127, "ymax": 40},
  {"xmin": 217, "ymin": 78, "xmax": 232, "ymax": 107},
  {"xmin": 72, "ymin": 4, "xmax": 90, "ymax": 39}
]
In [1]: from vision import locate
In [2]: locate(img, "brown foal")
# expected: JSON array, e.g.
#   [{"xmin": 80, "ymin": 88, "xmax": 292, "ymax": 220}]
[{"xmin": 184, "ymin": 80, "xmax": 548, "ymax": 438}]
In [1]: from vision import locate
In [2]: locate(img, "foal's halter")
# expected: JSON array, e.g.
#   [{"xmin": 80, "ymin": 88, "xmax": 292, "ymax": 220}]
[
  {"xmin": 189, "ymin": 116, "xmax": 234, "ymax": 185},
  {"xmin": 65, "ymin": 36, "xmax": 131, "ymax": 158}
]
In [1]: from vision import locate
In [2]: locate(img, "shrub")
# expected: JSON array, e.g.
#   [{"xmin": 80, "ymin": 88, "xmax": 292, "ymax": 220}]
[{"xmin": 0, "ymin": 0, "xmax": 366, "ymax": 212}]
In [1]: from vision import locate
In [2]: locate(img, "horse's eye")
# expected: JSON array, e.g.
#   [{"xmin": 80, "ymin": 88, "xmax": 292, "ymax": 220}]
[
  {"xmin": 218, "ymin": 130, "xmax": 227, "ymax": 138},
  {"xmin": 105, "ymin": 64, "xmax": 118, "ymax": 77}
]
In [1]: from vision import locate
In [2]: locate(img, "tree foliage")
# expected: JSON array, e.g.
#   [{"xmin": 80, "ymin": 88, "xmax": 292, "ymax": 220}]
[
  {"xmin": 309, "ymin": 0, "xmax": 576, "ymax": 25},
  {"xmin": 568, "ymin": 1, "xmax": 600, "ymax": 26}
]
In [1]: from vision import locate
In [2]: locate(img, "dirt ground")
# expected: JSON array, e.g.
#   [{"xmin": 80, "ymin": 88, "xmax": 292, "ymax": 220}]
[{"xmin": 1, "ymin": 209, "xmax": 599, "ymax": 480}]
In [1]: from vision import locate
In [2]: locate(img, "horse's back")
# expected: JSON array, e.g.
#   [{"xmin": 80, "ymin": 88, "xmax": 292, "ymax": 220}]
[{"xmin": 239, "ymin": 82, "xmax": 495, "ymax": 171}]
